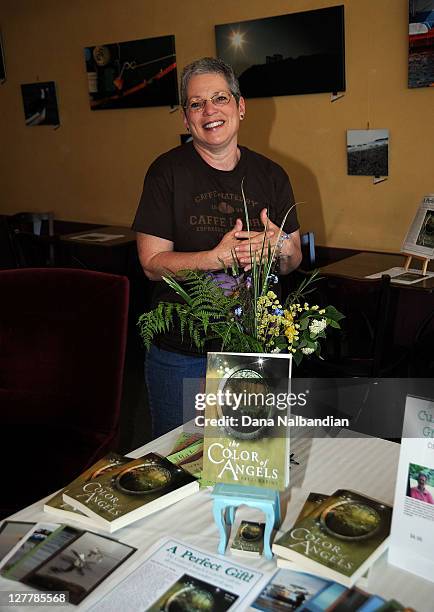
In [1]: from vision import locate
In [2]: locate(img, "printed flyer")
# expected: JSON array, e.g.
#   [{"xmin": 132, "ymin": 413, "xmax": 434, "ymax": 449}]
[
  {"xmin": 389, "ymin": 395, "xmax": 434, "ymax": 582},
  {"xmin": 93, "ymin": 537, "xmax": 271, "ymax": 611}
]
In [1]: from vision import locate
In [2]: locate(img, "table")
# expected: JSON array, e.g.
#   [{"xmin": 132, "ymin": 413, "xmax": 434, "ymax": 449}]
[
  {"xmin": 59, "ymin": 226, "xmax": 136, "ymax": 275},
  {"xmin": 319, "ymin": 251, "xmax": 434, "ymax": 292},
  {"xmin": 1, "ymin": 428, "xmax": 433, "ymax": 611},
  {"xmin": 319, "ymin": 251, "xmax": 434, "ymax": 351}
]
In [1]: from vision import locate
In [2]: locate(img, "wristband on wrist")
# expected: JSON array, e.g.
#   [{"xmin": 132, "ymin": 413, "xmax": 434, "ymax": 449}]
[{"xmin": 276, "ymin": 231, "xmax": 290, "ymax": 257}]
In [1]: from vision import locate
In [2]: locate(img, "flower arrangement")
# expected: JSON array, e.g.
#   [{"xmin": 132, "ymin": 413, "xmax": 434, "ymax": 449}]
[{"xmin": 138, "ymin": 183, "xmax": 343, "ymax": 366}]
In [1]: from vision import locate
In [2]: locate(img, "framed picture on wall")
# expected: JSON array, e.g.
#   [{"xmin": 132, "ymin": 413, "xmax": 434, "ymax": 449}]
[
  {"xmin": 215, "ymin": 5, "xmax": 346, "ymax": 99},
  {"xmin": 408, "ymin": 0, "xmax": 434, "ymax": 88},
  {"xmin": 346, "ymin": 129, "xmax": 389, "ymax": 177},
  {"xmin": 0, "ymin": 32, "xmax": 6, "ymax": 83},
  {"xmin": 84, "ymin": 35, "xmax": 178, "ymax": 110},
  {"xmin": 20, "ymin": 81, "xmax": 60, "ymax": 126}
]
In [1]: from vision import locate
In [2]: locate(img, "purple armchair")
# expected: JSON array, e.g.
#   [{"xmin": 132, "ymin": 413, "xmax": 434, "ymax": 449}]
[{"xmin": 0, "ymin": 268, "xmax": 129, "ymax": 517}]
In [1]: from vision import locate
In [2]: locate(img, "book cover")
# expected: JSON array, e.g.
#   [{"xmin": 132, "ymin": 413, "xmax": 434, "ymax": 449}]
[
  {"xmin": 273, "ymin": 490, "xmax": 392, "ymax": 587},
  {"xmin": 230, "ymin": 520, "xmax": 265, "ymax": 557},
  {"xmin": 166, "ymin": 432, "xmax": 204, "ymax": 481},
  {"xmin": 63, "ymin": 452, "xmax": 199, "ymax": 532},
  {"xmin": 202, "ymin": 352, "xmax": 292, "ymax": 490},
  {"xmin": 277, "ymin": 492, "xmax": 371, "ymax": 590},
  {"xmin": 44, "ymin": 452, "xmax": 130, "ymax": 528}
]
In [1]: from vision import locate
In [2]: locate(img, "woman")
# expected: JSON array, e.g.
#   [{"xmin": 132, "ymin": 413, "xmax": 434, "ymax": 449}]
[{"xmin": 133, "ymin": 57, "xmax": 302, "ymax": 437}]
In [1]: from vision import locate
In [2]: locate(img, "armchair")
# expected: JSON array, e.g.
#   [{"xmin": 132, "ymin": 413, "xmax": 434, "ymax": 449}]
[{"xmin": 0, "ymin": 268, "xmax": 129, "ymax": 517}]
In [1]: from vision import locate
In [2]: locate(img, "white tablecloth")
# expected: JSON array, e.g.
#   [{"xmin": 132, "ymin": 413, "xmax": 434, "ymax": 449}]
[{"xmin": 1, "ymin": 427, "xmax": 433, "ymax": 611}]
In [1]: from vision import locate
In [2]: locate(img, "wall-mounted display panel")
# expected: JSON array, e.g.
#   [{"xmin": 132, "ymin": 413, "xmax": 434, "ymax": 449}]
[
  {"xmin": 408, "ymin": 0, "xmax": 434, "ymax": 88},
  {"xmin": 84, "ymin": 35, "xmax": 178, "ymax": 110},
  {"xmin": 21, "ymin": 82, "xmax": 60, "ymax": 126},
  {"xmin": 215, "ymin": 5, "xmax": 346, "ymax": 98}
]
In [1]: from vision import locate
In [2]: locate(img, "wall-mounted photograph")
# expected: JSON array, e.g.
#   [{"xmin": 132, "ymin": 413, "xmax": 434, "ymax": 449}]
[
  {"xmin": 215, "ymin": 5, "xmax": 345, "ymax": 99},
  {"xmin": 347, "ymin": 129, "xmax": 389, "ymax": 177},
  {"xmin": 21, "ymin": 82, "xmax": 60, "ymax": 126},
  {"xmin": 408, "ymin": 0, "xmax": 434, "ymax": 88},
  {"xmin": 84, "ymin": 35, "xmax": 178, "ymax": 110},
  {"xmin": 0, "ymin": 32, "xmax": 6, "ymax": 82}
]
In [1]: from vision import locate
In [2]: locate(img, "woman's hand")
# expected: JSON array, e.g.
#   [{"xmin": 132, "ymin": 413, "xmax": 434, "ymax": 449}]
[
  {"xmin": 209, "ymin": 218, "xmax": 244, "ymax": 269},
  {"xmin": 234, "ymin": 208, "xmax": 282, "ymax": 270}
]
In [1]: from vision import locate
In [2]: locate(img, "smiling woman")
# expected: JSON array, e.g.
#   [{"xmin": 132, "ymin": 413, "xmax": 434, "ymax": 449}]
[{"xmin": 132, "ymin": 57, "xmax": 302, "ymax": 438}]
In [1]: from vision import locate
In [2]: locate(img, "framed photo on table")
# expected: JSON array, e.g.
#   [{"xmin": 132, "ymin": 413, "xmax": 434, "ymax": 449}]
[{"xmin": 402, "ymin": 194, "xmax": 434, "ymax": 259}]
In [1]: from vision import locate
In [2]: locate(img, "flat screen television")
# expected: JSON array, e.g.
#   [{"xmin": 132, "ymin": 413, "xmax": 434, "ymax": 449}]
[{"xmin": 215, "ymin": 5, "xmax": 346, "ymax": 98}]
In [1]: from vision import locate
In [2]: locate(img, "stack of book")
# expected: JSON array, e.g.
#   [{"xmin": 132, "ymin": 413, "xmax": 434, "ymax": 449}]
[
  {"xmin": 272, "ymin": 489, "xmax": 393, "ymax": 588},
  {"xmin": 44, "ymin": 451, "xmax": 199, "ymax": 533}
]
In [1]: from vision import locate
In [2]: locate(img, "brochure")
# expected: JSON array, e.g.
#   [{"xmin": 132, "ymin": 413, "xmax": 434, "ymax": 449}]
[
  {"xmin": 252, "ymin": 567, "xmax": 346, "ymax": 611},
  {"xmin": 0, "ymin": 522, "xmax": 59, "ymax": 574},
  {"xmin": 366, "ymin": 267, "xmax": 434, "ymax": 285},
  {"xmin": 23, "ymin": 530, "xmax": 136, "ymax": 605},
  {"xmin": 93, "ymin": 537, "xmax": 271, "ymax": 611},
  {"xmin": 0, "ymin": 521, "xmax": 35, "ymax": 563},
  {"xmin": 389, "ymin": 395, "xmax": 434, "ymax": 583}
]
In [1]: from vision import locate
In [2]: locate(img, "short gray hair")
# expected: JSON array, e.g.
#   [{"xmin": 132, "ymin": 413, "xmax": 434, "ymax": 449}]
[{"xmin": 180, "ymin": 57, "xmax": 241, "ymax": 109}]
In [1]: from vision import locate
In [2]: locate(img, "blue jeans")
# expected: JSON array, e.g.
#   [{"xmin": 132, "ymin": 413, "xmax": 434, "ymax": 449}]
[{"xmin": 145, "ymin": 344, "xmax": 207, "ymax": 439}]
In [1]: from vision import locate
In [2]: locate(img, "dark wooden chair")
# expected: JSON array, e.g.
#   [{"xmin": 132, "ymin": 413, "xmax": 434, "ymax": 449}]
[
  {"xmin": 300, "ymin": 231, "xmax": 316, "ymax": 270},
  {"xmin": 0, "ymin": 268, "xmax": 129, "ymax": 518},
  {"xmin": 7, "ymin": 211, "xmax": 58, "ymax": 266},
  {"xmin": 311, "ymin": 274, "xmax": 407, "ymax": 377}
]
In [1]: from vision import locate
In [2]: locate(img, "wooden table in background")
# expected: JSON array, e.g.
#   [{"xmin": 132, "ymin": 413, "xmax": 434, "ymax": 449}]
[{"xmin": 319, "ymin": 251, "xmax": 434, "ymax": 349}]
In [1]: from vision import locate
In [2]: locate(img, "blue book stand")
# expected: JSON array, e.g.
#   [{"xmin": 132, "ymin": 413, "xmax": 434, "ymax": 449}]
[{"xmin": 211, "ymin": 483, "xmax": 281, "ymax": 560}]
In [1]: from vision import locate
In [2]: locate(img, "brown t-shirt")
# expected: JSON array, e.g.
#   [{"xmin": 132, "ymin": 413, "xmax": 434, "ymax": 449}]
[{"xmin": 133, "ymin": 142, "xmax": 299, "ymax": 354}]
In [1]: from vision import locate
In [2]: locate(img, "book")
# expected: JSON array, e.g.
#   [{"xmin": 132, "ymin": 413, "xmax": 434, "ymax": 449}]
[
  {"xmin": 272, "ymin": 489, "xmax": 392, "ymax": 587},
  {"xmin": 44, "ymin": 452, "xmax": 131, "ymax": 528},
  {"xmin": 165, "ymin": 431, "xmax": 204, "ymax": 481},
  {"xmin": 230, "ymin": 520, "xmax": 265, "ymax": 557},
  {"xmin": 389, "ymin": 395, "xmax": 434, "ymax": 583},
  {"xmin": 63, "ymin": 452, "xmax": 199, "ymax": 532},
  {"xmin": 202, "ymin": 352, "xmax": 292, "ymax": 490},
  {"xmin": 276, "ymin": 492, "xmax": 371, "ymax": 589}
]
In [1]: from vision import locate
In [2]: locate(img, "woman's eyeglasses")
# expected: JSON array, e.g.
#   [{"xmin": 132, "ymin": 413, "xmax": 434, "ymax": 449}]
[{"xmin": 184, "ymin": 91, "xmax": 234, "ymax": 112}]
